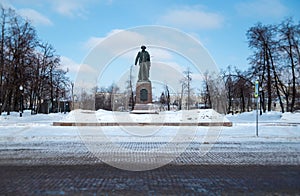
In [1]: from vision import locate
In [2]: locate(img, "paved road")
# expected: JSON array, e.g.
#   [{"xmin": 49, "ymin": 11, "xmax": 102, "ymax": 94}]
[{"xmin": 1, "ymin": 164, "xmax": 299, "ymax": 195}]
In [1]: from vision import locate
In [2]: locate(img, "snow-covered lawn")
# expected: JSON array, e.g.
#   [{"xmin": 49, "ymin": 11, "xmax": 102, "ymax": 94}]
[
  {"xmin": 0, "ymin": 109, "xmax": 298, "ymax": 141},
  {"xmin": 0, "ymin": 109, "xmax": 299, "ymax": 169}
]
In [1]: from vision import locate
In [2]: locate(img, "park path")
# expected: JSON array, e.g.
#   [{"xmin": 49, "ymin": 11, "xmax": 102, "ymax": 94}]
[{"xmin": 1, "ymin": 164, "xmax": 300, "ymax": 195}]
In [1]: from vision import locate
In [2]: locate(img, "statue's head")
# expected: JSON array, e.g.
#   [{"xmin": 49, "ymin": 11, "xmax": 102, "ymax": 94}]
[{"xmin": 141, "ymin": 45, "xmax": 146, "ymax": 50}]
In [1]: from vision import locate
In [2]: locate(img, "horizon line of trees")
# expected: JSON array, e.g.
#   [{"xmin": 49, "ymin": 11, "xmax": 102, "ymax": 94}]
[{"xmin": 0, "ymin": 7, "xmax": 69, "ymax": 115}]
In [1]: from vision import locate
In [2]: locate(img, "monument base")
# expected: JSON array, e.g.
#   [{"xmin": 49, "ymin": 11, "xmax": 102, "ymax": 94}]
[
  {"xmin": 136, "ymin": 81, "xmax": 152, "ymax": 104},
  {"xmin": 130, "ymin": 103, "xmax": 158, "ymax": 114}
]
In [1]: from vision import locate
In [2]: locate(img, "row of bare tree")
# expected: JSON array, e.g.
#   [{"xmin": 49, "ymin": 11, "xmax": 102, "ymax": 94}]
[
  {"xmin": 223, "ymin": 18, "xmax": 300, "ymax": 113},
  {"xmin": 161, "ymin": 18, "xmax": 300, "ymax": 114},
  {"xmin": 0, "ymin": 7, "xmax": 69, "ymax": 115}
]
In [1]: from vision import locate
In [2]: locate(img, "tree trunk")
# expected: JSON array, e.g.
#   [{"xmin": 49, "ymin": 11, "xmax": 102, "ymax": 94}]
[{"xmin": 265, "ymin": 48, "xmax": 272, "ymax": 111}]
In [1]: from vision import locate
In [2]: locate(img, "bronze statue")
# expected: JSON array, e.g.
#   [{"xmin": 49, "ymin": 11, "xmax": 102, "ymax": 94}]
[{"xmin": 135, "ymin": 45, "xmax": 151, "ymax": 82}]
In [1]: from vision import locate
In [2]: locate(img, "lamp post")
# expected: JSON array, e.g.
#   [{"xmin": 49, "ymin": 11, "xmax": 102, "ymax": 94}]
[
  {"xmin": 231, "ymin": 98, "xmax": 234, "ymax": 115},
  {"xmin": 19, "ymin": 85, "xmax": 23, "ymax": 117},
  {"xmin": 254, "ymin": 80, "xmax": 259, "ymax": 137},
  {"xmin": 259, "ymin": 87, "xmax": 263, "ymax": 115},
  {"xmin": 71, "ymin": 82, "xmax": 74, "ymax": 111}
]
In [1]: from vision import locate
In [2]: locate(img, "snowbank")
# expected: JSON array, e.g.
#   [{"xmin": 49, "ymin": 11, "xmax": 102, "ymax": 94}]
[
  {"xmin": 1, "ymin": 109, "xmax": 298, "ymax": 126},
  {"xmin": 281, "ymin": 112, "xmax": 300, "ymax": 123},
  {"xmin": 226, "ymin": 110, "xmax": 300, "ymax": 124},
  {"xmin": 62, "ymin": 109, "xmax": 229, "ymax": 123}
]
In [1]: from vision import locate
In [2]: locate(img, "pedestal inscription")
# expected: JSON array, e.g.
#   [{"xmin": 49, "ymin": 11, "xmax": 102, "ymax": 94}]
[
  {"xmin": 136, "ymin": 81, "xmax": 152, "ymax": 104},
  {"xmin": 140, "ymin": 89, "xmax": 148, "ymax": 101}
]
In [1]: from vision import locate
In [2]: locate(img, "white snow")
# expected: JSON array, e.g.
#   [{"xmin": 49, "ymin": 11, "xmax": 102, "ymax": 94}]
[
  {"xmin": 61, "ymin": 109, "xmax": 228, "ymax": 123},
  {"xmin": 0, "ymin": 109, "xmax": 299, "ymax": 141},
  {"xmin": 0, "ymin": 109, "xmax": 299, "ymax": 167}
]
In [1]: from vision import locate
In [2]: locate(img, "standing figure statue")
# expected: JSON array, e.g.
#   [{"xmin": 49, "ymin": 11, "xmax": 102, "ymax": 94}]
[{"xmin": 135, "ymin": 45, "xmax": 151, "ymax": 82}]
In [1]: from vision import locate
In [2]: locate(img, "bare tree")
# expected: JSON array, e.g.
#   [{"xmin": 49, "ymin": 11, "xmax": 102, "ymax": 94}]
[
  {"xmin": 247, "ymin": 23, "xmax": 278, "ymax": 112},
  {"xmin": 205, "ymin": 72, "xmax": 227, "ymax": 114},
  {"xmin": 0, "ymin": 6, "xmax": 69, "ymax": 115},
  {"xmin": 4, "ymin": 9, "xmax": 37, "ymax": 114},
  {"xmin": 95, "ymin": 83, "xmax": 120, "ymax": 111},
  {"xmin": 247, "ymin": 18, "xmax": 300, "ymax": 113},
  {"xmin": 126, "ymin": 65, "xmax": 135, "ymax": 110},
  {"xmin": 202, "ymin": 72, "xmax": 212, "ymax": 109},
  {"xmin": 165, "ymin": 84, "xmax": 170, "ymax": 111},
  {"xmin": 278, "ymin": 18, "xmax": 300, "ymax": 112},
  {"xmin": 0, "ymin": 6, "xmax": 8, "ymax": 115}
]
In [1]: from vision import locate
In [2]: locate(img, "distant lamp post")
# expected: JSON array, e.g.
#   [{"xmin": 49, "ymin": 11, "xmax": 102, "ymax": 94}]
[
  {"xmin": 231, "ymin": 98, "xmax": 234, "ymax": 115},
  {"xmin": 19, "ymin": 85, "xmax": 23, "ymax": 117}
]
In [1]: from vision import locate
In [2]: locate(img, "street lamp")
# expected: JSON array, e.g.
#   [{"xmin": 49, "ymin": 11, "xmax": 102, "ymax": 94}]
[
  {"xmin": 231, "ymin": 98, "xmax": 234, "ymax": 115},
  {"xmin": 259, "ymin": 87, "xmax": 263, "ymax": 115},
  {"xmin": 19, "ymin": 85, "xmax": 23, "ymax": 117}
]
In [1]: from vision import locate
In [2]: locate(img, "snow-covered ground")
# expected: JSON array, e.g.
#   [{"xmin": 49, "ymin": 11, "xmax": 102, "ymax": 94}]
[
  {"xmin": 0, "ymin": 109, "xmax": 299, "ymax": 170},
  {"xmin": 0, "ymin": 109, "xmax": 298, "ymax": 141}
]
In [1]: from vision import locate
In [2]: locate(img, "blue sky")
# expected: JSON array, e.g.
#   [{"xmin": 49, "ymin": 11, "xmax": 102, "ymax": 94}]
[{"xmin": 1, "ymin": 0, "xmax": 300, "ymax": 96}]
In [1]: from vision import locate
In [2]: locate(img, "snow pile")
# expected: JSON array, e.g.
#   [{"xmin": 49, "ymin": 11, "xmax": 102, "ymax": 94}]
[
  {"xmin": 62, "ymin": 109, "xmax": 229, "ymax": 123},
  {"xmin": 0, "ymin": 109, "xmax": 298, "ymax": 125},
  {"xmin": 281, "ymin": 112, "xmax": 300, "ymax": 123},
  {"xmin": 227, "ymin": 111, "xmax": 281, "ymax": 123},
  {"xmin": 226, "ymin": 110, "xmax": 300, "ymax": 124},
  {"xmin": 0, "ymin": 110, "xmax": 65, "ymax": 126}
]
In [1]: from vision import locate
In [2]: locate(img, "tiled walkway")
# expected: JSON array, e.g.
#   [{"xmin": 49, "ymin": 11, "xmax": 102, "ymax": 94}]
[{"xmin": 1, "ymin": 164, "xmax": 299, "ymax": 195}]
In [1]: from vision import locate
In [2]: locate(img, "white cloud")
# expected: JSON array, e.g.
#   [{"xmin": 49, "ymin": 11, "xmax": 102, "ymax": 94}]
[
  {"xmin": 158, "ymin": 5, "xmax": 224, "ymax": 30},
  {"xmin": 18, "ymin": 8, "xmax": 53, "ymax": 26},
  {"xmin": 83, "ymin": 29, "xmax": 146, "ymax": 53},
  {"xmin": 52, "ymin": 1, "xmax": 84, "ymax": 17},
  {"xmin": 61, "ymin": 56, "xmax": 102, "ymax": 92},
  {"xmin": 151, "ymin": 62, "xmax": 184, "ymax": 91},
  {"xmin": 235, "ymin": 0, "xmax": 288, "ymax": 18},
  {"xmin": 84, "ymin": 29, "xmax": 125, "ymax": 50},
  {"xmin": 0, "ymin": 1, "xmax": 52, "ymax": 26},
  {"xmin": 149, "ymin": 48, "xmax": 173, "ymax": 61},
  {"xmin": 61, "ymin": 56, "xmax": 96, "ymax": 80},
  {"xmin": 50, "ymin": 0, "xmax": 96, "ymax": 17},
  {"xmin": 61, "ymin": 56, "xmax": 80, "ymax": 74},
  {"xmin": 83, "ymin": 31, "xmax": 180, "ymax": 71},
  {"xmin": 0, "ymin": 0, "xmax": 97, "ymax": 18}
]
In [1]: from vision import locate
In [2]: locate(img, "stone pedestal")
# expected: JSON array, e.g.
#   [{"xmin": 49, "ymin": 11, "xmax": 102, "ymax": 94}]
[
  {"xmin": 136, "ymin": 81, "xmax": 152, "ymax": 104},
  {"xmin": 131, "ymin": 81, "xmax": 158, "ymax": 114}
]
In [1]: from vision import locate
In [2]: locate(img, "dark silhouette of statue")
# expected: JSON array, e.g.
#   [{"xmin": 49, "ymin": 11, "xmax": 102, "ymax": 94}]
[{"xmin": 135, "ymin": 45, "xmax": 151, "ymax": 82}]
